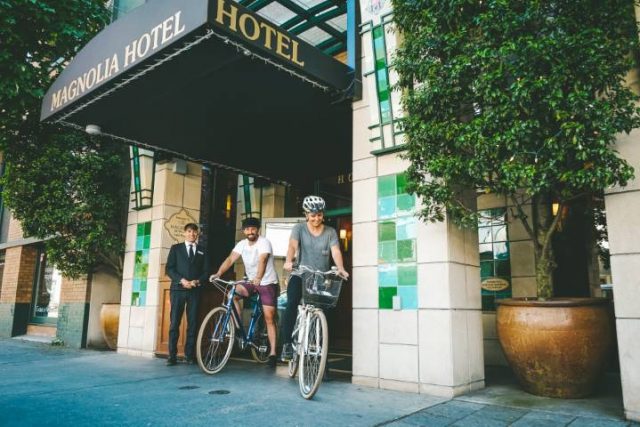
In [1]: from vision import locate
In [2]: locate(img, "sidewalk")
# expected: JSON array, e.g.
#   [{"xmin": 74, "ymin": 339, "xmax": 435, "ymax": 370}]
[{"xmin": 0, "ymin": 338, "xmax": 637, "ymax": 426}]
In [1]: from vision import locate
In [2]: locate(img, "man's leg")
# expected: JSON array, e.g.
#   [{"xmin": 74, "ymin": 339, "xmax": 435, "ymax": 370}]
[
  {"xmin": 263, "ymin": 305, "xmax": 277, "ymax": 357},
  {"xmin": 168, "ymin": 290, "xmax": 186, "ymax": 365},
  {"xmin": 233, "ymin": 284, "xmax": 250, "ymax": 326},
  {"xmin": 184, "ymin": 290, "xmax": 200, "ymax": 362}
]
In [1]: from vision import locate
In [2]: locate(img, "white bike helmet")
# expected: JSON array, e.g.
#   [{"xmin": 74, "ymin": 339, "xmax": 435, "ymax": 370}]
[{"xmin": 302, "ymin": 195, "xmax": 326, "ymax": 213}]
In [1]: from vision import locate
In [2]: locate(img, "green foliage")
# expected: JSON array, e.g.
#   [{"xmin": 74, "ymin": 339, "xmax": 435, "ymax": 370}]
[
  {"xmin": 393, "ymin": 0, "xmax": 640, "ymax": 297},
  {"xmin": 0, "ymin": 1, "xmax": 109, "ymax": 140},
  {"xmin": 0, "ymin": 1, "xmax": 129, "ymax": 278},
  {"xmin": 2, "ymin": 128, "xmax": 129, "ymax": 278}
]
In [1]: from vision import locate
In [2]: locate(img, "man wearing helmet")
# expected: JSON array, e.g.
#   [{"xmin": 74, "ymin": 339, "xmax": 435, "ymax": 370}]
[
  {"xmin": 209, "ymin": 217, "xmax": 280, "ymax": 368},
  {"xmin": 281, "ymin": 195, "xmax": 349, "ymax": 361}
]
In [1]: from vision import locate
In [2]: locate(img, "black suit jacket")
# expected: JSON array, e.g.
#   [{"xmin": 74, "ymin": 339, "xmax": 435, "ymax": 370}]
[{"xmin": 166, "ymin": 242, "xmax": 210, "ymax": 291}]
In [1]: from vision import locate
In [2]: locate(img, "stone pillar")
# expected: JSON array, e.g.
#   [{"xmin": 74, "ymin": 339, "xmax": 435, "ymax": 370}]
[
  {"xmin": 604, "ymin": 128, "xmax": 640, "ymax": 422},
  {"xmin": 57, "ymin": 275, "xmax": 91, "ymax": 348},
  {"xmin": 351, "ymin": 150, "xmax": 484, "ymax": 396},
  {"xmin": 351, "ymin": 0, "xmax": 484, "ymax": 396},
  {"xmin": 118, "ymin": 159, "xmax": 202, "ymax": 357},
  {"xmin": 0, "ymin": 245, "xmax": 38, "ymax": 337}
]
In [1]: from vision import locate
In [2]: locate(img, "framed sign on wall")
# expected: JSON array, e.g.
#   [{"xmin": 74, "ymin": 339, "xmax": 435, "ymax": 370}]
[{"xmin": 263, "ymin": 217, "xmax": 305, "ymax": 257}]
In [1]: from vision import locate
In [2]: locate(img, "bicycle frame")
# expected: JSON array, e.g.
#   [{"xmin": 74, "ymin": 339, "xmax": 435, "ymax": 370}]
[
  {"xmin": 286, "ymin": 266, "xmax": 346, "ymax": 398},
  {"xmin": 216, "ymin": 282, "xmax": 264, "ymax": 352},
  {"xmin": 290, "ymin": 266, "xmax": 342, "ymax": 356}
]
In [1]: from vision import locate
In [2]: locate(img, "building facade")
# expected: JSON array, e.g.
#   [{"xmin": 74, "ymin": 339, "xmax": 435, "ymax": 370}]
[{"xmin": 1, "ymin": 0, "xmax": 639, "ymax": 422}]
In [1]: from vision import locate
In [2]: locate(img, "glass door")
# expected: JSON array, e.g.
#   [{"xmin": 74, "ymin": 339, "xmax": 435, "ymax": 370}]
[{"xmin": 30, "ymin": 247, "xmax": 62, "ymax": 324}]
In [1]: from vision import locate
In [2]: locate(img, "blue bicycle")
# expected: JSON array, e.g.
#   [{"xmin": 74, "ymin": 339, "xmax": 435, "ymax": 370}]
[{"xmin": 196, "ymin": 278, "xmax": 270, "ymax": 374}]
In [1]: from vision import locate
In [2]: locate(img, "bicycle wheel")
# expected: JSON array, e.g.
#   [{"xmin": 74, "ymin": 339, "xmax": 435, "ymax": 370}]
[
  {"xmin": 250, "ymin": 314, "xmax": 270, "ymax": 363},
  {"xmin": 298, "ymin": 310, "xmax": 328, "ymax": 399},
  {"xmin": 196, "ymin": 307, "xmax": 235, "ymax": 374},
  {"xmin": 288, "ymin": 313, "xmax": 302, "ymax": 378}
]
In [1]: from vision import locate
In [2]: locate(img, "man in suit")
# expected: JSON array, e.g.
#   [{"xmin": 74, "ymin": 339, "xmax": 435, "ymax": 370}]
[{"xmin": 165, "ymin": 223, "xmax": 210, "ymax": 366}]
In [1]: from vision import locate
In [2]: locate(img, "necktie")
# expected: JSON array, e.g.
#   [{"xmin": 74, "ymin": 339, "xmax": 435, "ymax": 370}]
[{"xmin": 188, "ymin": 244, "xmax": 194, "ymax": 259}]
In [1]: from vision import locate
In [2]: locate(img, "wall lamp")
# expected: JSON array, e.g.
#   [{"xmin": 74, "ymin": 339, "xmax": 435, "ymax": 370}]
[
  {"xmin": 85, "ymin": 124, "xmax": 102, "ymax": 135},
  {"xmin": 130, "ymin": 146, "xmax": 155, "ymax": 210}
]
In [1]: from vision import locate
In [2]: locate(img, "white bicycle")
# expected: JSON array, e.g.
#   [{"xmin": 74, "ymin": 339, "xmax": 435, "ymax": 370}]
[{"xmin": 287, "ymin": 265, "xmax": 345, "ymax": 399}]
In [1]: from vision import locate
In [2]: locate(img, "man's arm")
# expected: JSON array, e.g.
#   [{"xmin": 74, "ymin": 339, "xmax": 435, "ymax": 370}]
[
  {"xmin": 330, "ymin": 245, "xmax": 349, "ymax": 279},
  {"xmin": 253, "ymin": 253, "xmax": 270, "ymax": 285},
  {"xmin": 283, "ymin": 238, "xmax": 299, "ymax": 272},
  {"xmin": 166, "ymin": 245, "xmax": 181, "ymax": 282},
  {"xmin": 210, "ymin": 251, "xmax": 241, "ymax": 281}
]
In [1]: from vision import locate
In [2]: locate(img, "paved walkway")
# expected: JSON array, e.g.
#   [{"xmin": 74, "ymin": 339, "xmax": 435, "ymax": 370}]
[{"xmin": 0, "ymin": 338, "xmax": 637, "ymax": 426}]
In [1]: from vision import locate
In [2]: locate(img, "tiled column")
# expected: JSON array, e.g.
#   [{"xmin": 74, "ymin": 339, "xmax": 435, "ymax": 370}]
[
  {"xmin": 352, "ymin": 0, "xmax": 484, "ymax": 397},
  {"xmin": 57, "ymin": 275, "xmax": 91, "ymax": 348},
  {"xmin": 604, "ymin": 128, "xmax": 640, "ymax": 422},
  {"xmin": 416, "ymin": 186, "xmax": 484, "ymax": 397},
  {"xmin": 118, "ymin": 160, "xmax": 201, "ymax": 357},
  {"xmin": 352, "ymin": 151, "xmax": 484, "ymax": 396},
  {"xmin": 0, "ymin": 245, "xmax": 38, "ymax": 337}
]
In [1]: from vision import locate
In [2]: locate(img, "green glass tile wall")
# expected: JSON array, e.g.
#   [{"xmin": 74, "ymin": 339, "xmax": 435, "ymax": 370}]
[
  {"xmin": 377, "ymin": 173, "xmax": 417, "ymax": 310},
  {"xmin": 478, "ymin": 209, "xmax": 512, "ymax": 311},
  {"xmin": 132, "ymin": 221, "xmax": 151, "ymax": 306}
]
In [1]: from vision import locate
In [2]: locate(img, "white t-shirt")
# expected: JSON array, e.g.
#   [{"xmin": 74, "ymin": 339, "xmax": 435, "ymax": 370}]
[{"xmin": 232, "ymin": 236, "xmax": 278, "ymax": 286}]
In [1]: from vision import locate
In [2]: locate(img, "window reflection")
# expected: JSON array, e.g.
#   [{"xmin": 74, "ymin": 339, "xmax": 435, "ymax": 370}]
[{"xmin": 32, "ymin": 249, "xmax": 62, "ymax": 322}]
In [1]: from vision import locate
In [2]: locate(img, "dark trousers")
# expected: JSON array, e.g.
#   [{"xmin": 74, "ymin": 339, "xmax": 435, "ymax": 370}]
[
  {"xmin": 283, "ymin": 275, "xmax": 302, "ymax": 345},
  {"xmin": 169, "ymin": 289, "xmax": 199, "ymax": 360}
]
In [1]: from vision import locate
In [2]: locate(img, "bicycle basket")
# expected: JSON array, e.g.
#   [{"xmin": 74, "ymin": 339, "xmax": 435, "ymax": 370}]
[{"xmin": 301, "ymin": 271, "xmax": 343, "ymax": 309}]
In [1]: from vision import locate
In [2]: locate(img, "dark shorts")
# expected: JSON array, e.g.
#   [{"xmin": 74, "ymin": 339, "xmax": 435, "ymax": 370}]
[{"xmin": 237, "ymin": 282, "xmax": 279, "ymax": 307}]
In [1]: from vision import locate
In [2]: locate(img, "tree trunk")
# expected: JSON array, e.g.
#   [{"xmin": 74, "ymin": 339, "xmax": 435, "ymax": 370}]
[{"xmin": 535, "ymin": 243, "xmax": 554, "ymax": 300}]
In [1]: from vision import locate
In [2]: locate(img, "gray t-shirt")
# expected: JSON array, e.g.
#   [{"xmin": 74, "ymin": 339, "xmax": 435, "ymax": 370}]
[{"xmin": 291, "ymin": 222, "xmax": 339, "ymax": 272}]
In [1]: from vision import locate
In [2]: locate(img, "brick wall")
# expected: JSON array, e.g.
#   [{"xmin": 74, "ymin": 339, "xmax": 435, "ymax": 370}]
[
  {"xmin": 56, "ymin": 275, "xmax": 91, "ymax": 348},
  {"xmin": 0, "ymin": 245, "xmax": 38, "ymax": 337},
  {"xmin": 60, "ymin": 275, "xmax": 92, "ymax": 304},
  {"xmin": 7, "ymin": 216, "xmax": 23, "ymax": 242}
]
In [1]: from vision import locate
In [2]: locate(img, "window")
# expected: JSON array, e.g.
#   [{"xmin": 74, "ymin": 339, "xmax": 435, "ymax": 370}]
[
  {"xmin": 372, "ymin": 25, "xmax": 392, "ymax": 125},
  {"xmin": 0, "ymin": 160, "xmax": 10, "ymax": 243},
  {"xmin": 478, "ymin": 208, "xmax": 512, "ymax": 311},
  {"xmin": 112, "ymin": 0, "xmax": 146, "ymax": 20}
]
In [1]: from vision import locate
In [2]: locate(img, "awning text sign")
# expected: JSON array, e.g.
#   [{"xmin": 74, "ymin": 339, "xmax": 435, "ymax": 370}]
[
  {"xmin": 213, "ymin": 0, "xmax": 305, "ymax": 68},
  {"xmin": 41, "ymin": 0, "xmax": 354, "ymax": 123},
  {"xmin": 50, "ymin": 11, "xmax": 186, "ymax": 114},
  {"xmin": 41, "ymin": 0, "xmax": 208, "ymax": 121},
  {"xmin": 208, "ymin": 0, "xmax": 351, "ymax": 88}
]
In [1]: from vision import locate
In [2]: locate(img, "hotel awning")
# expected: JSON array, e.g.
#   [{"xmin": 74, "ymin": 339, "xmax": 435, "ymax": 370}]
[{"xmin": 40, "ymin": 0, "xmax": 356, "ymax": 183}]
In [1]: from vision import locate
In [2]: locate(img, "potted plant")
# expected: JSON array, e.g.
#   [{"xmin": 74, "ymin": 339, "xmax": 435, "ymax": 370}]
[{"xmin": 392, "ymin": 0, "xmax": 640, "ymax": 397}]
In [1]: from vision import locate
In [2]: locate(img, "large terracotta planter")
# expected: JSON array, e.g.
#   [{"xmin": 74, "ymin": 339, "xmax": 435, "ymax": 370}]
[
  {"xmin": 496, "ymin": 297, "xmax": 613, "ymax": 398},
  {"xmin": 100, "ymin": 303, "xmax": 120, "ymax": 350}
]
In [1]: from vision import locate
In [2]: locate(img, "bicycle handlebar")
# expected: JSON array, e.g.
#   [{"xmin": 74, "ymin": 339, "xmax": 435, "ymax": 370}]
[
  {"xmin": 291, "ymin": 265, "xmax": 346, "ymax": 279},
  {"xmin": 208, "ymin": 277, "xmax": 251, "ymax": 294}
]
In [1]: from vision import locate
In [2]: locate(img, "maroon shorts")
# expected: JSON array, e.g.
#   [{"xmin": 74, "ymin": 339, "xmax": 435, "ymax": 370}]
[{"xmin": 237, "ymin": 282, "xmax": 279, "ymax": 307}]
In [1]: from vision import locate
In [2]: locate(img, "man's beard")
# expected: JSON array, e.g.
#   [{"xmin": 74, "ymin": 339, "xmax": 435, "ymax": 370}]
[{"xmin": 246, "ymin": 234, "xmax": 257, "ymax": 241}]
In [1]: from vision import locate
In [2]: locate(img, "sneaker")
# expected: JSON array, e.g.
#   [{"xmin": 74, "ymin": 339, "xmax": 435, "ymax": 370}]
[
  {"xmin": 267, "ymin": 355, "xmax": 277, "ymax": 368},
  {"xmin": 166, "ymin": 358, "xmax": 177, "ymax": 366},
  {"xmin": 280, "ymin": 343, "xmax": 293, "ymax": 362}
]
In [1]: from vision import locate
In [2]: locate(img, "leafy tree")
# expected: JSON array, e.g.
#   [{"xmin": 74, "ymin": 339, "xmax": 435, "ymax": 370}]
[
  {"xmin": 0, "ymin": 1, "xmax": 129, "ymax": 278},
  {"xmin": 393, "ymin": 0, "xmax": 640, "ymax": 298}
]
